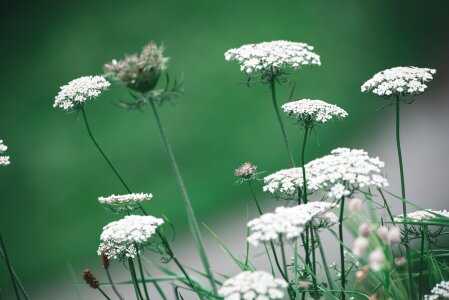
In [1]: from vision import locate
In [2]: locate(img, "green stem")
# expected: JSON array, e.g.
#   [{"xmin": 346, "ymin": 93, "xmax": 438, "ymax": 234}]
[
  {"xmin": 280, "ymin": 236, "xmax": 289, "ymax": 283},
  {"xmin": 149, "ymin": 100, "xmax": 216, "ymax": 294},
  {"xmin": 339, "ymin": 197, "xmax": 346, "ymax": 300},
  {"xmin": 0, "ymin": 234, "xmax": 21, "ymax": 300},
  {"xmin": 395, "ymin": 97, "xmax": 414, "ymax": 296},
  {"xmin": 310, "ymin": 228, "xmax": 319, "ymax": 298},
  {"xmin": 269, "ymin": 242, "xmax": 288, "ymax": 280},
  {"xmin": 270, "ymin": 79, "xmax": 295, "ymax": 167},
  {"xmin": 419, "ymin": 228, "xmax": 425, "ymax": 300},
  {"xmin": 136, "ymin": 252, "xmax": 151, "ymax": 300},
  {"xmin": 80, "ymin": 107, "xmax": 132, "ymax": 193},
  {"xmin": 105, "ymin": 268, "xmax": 123, "ymax": 300},
  {"xmin": 249, "ymin": 183, "xmax": 263, "ymax": 215},
  {"xmin": 301, "ymin": 126, "xmax": 309, "ymax": 204},
  {"xmin": 129, "ymin": 259, "xmax": 145, "ymax": 300},
  {"xmin": 98, "ymin": 287, "xmax": 112, "ymax": 300},
  {"xmin": 314, "ymin": 229, "xmax": 334, "ymax": 291}
]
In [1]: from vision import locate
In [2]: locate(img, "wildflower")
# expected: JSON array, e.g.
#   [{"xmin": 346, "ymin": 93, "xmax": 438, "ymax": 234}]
[
  {"xmin": 281, "ymin": 99, "xmax": 347, "ymax": 126},
  {"xmin": 234, "ymin": 162, "xmax": 258, "ymax": 180},
  {"xmin": 0, "ymin": 140, "xmax": 10, "ymax": 166},
  {"xmin": 353, "ymin": 237, "xmax": 369, "ymax": 257},
  {"xmin": 83, "ymin": 269, "xmax": 100, "ymax": 289},
  {"xmin": 387, "ymin": 226, "xmax": 401, "ymax": 245},
  {"xmin": 377, "ymin": 226, "xmax": 389, "ymax": 242},
  {"xmin": 361, "ymin": 66, "xmax": 436, "ymax": 97},
  {"xmin": 247, "ymin": 202, "xmax": 336, "ymax": 246},
  {"xmin": 98, "ymin": 215, "xmax": 163, "ymax": 260},
  {"xmin": 359, "ymin": 223, "xmax": 371, "ymax": 238},
  {"xmin": 394, "ymin": 209, "xmax": 449, "ymax": 223},
  {"xmin": 98, "ymin": 193, "xmax": 153, "ymax": 212},
  {"xmin": 224, "ymin": 40, "xmax": 320, "ymax": 81},
  {"xmin": 394, "ymin": 257, "xmax": 407, "ymax": 267},
  {"xmin": 218, "ymin": 271, "xmax": 288, "ymax": 300},
  {"xmin": 104, "ymin": 42, "xmax": 169, "ymax": 93},
  {"xmin": 426, "ymin": 281, "xmax": 449, "ymax": 299},
  {"xmin": 53, "ymin": 76, "xmax": 110, "ymax": 111},
  {"xmin": 263, "ymin": 148, "xmax": 388, "ymax": 199},
  {"xmin": 349, "ymin": 198, "xmax": 363, "ymax": 212},
  {"xmin": 368, "ymin": 248, "xmax": 385, "ymax": 272}
]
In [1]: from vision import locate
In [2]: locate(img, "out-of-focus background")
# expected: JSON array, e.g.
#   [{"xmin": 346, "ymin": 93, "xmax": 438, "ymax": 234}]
[{"xmin": 1, "ymin": 0, "xmax": 449, "ymax": 298}]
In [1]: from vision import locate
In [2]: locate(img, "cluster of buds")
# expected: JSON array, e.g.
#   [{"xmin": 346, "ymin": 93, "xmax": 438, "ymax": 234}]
[
  {"xmin": 352, "ymin": 223, "xmax": 403, "ymax": 273},
  {"xmin": 234, "ymin": 162, "xmax": 258, "ymax": 181},
  {"xmin": 104, "ymin": 42, "xmax": 169, "ymax": 93}
]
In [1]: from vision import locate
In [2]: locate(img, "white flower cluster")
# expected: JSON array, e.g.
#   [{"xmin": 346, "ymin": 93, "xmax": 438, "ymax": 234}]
[
  {"xmin": 98, "ymin": 215, "xmax": 163, "ymax": 259},
  {"xmin": 394, "ymin": 209, "xmax": 449, "ymax": 223},
  {"xmin": 224, "ymin": 40, "xmax": 320, "ymax": 74},
  {"xmin": 361, "ymin": 66, "xmax": 436, "ymax": 97},
  {"xmin": 98, "ymin": 193, "xmax": 153, "ymax": 212},
  {"xmin": 247, "ymin": 202, "xmax": 337, "ymax": 246},
  {"xmin": 218, "ymin": 271, "xmax": 288, "ymax": 300},
  {"xmin": 263, "ymin": 148, "xmax": 388, "ymax": 199},
  {"xmin": 54, "ymin": 76, "xmax": 110, "ymax": 110},
  {"xmin": 281, "ymin": 99, "xmax": 348, "ymax": 125},
  {"xmin": 426, "ymin": 281, "xmax": 449, "ymax": 300},
  {"xmin": 0, "ymin": 140, "xmax": 9, "ymax": 166}
]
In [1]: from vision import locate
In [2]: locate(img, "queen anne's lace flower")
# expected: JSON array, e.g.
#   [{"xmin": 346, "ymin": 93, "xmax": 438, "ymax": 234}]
[
  {"xmin": 394, "ymin": 209, "xmax": 449, "ymax": 223},
  {"xmin": 426, "ymin": 281, "xmax": 449, "ymax": 299},
  {"xmin": 263, "ymin": 148, "xmax": 388, "ymax": 199},
  {"xmin": 247, "ymin": 202, "xmax": 337, "ymax": 246},
  {"xmin": 224, "ymin": 40, "xmax": 320, "ymax": 76},
  {"xmin": 0, "ymin": 140, "xmax": 10, "ymax": 166},
  {"xmin": 54, "ymin": 76, "xmax": 110, "ymax": 110},
  {"xmin": 361, "ymin": 66, "xmax": 436, "ymax": 97},
  {"xmin": 235, "ymin": 162, "xmax": 257, "ymax": 180},
  {"xmin": 98, "ymin": 215, "xmax": 163, "ymax": 259},
  {"xmin": 98, "ymin": 193, "xmax": 153, "ymax": 212},
  {"xmin": 282, "ymin": 99, "xmax": 348, "ymax": 125},
  {"xmin": 218, "ymin": 271, "xmax": 288, "ymax": 300}
]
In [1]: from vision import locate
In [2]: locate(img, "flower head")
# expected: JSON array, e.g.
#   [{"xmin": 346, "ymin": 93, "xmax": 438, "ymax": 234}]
[
  {"xmin": 394, "ymin": 209, "xmax": 449, "ymax": 223},
  {"xmin": 53, "ymin": 76, "xmax": 110, "ymax": 111},
  {"xmin": 98, "ymin": 193, "xmax": 153, "ymax": 213},
  {"xmin": 98, "ymin": 215, "xmax": 163, "ymax": 260},
  {"xmin": 282, "ymin": 99, "xmax": 348, "ymax": 126},
  {"xmin": 247, "ymin": 202, "xmax": 337, "ymax": 246},
  {"xmin": 426, "ymin": 281, "xmax": 449, "ymax": 299},
  {"xmin": 0, "ymin": 140, "xmax": 10, "ymax": 166},
  {"xmin": 361, "ymin": 66, "xmax": 436, "ymax": 97},
  {"xmin": 225, "ymin": 40, "xmax": 320, "ymax": 81},
  {"xmin": 368, "ymin": 248, "xmax": 385, "ymax": 271},
  {"xmin": 235, "ymin": 162, "xmax": 258, "ymax": 180},
  {"xmin": 218, "ymin": 271, "xmax": 288, "ymax": 300},
  {"xmin": 83, "ymin": 269, "xmax": 100, "ymax": 289},
  {"xmin": 263, "ymin": 148, "xmax": 388, "ymax": 199},
  {"xmin": 104, "ymin": 42, "xmax": 169, "ymax": 93}
]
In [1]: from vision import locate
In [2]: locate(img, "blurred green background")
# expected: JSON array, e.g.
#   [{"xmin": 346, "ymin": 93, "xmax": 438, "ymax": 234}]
[{"xmin": 1, "ymin": 0, "xmax": 448, "ymax": 298}]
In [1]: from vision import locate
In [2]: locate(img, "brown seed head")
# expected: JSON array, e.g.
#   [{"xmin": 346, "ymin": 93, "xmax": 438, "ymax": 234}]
[{"xmin": 83, "ymin": 269, "xmax": 100, "ymax": 289}]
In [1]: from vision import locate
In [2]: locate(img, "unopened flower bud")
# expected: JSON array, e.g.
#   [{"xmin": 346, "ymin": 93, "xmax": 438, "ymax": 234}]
[
  {"xmin": 356, "ymin": 266, "xmax": 369, "ymax": 283},
  {"xmin": 101, "ymin": 252, "xmax": 110, "ymax": 269},
  {"xmin": 349, "ymin": 198, "xmax": 363, "ymax": 212},
  {"xmin": 387, "ymin": 226, "xmax": 401, "ymax": 245},
  {"xmin": 377, "ymin": 226, "xmax": 389, "ymax": 242},
  {"xmin": 83, "ymin": 269, "xmax": 99, "ymax": 289},
  {"xmin": 353, "ymin": 237, "xmax": 369, "ymax": 257},
  {"xmin": 235, "ymin": 162, "xmax": 257, "ymax": 180},
  {"xmin": 369, "ymin": 248, "xmax": 385, "ymax": 272},
  {"xmin": 394, "ymin": 257, "xmax": 407, "ymax": 267},
  {"xmin": 359, "ymin": 223, "xmax": 371, "ymax": 237}
]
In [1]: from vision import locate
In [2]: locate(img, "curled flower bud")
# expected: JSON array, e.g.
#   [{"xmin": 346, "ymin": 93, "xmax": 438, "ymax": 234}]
[
  {"xmin": 349, "ymin": 198, "xmax": 363, "ymax": 212},
  {"xmin": 353, "ymin": 237, "xmax": 369, "ymax": 257},
  {"xmin": 369, "ymin": 248, "xmax": 385, "ymax": 272},
  {"xmin": 358, "ymin": 223, "xmax": 371, "ymax": 238},
  {"xmin": 387, "ymin": 226, "xmax": 401, "ymax": 245},
  {"xmin": 377, "ymin": 226, "xmax": 389, "ymax": 242},
  {"xmin": 83, "ymin": 269, "xmax": 99, "ymax": 289},
  {"xmin": 235, "ymin": 162, "xmax": 257, "ymax": 180}
]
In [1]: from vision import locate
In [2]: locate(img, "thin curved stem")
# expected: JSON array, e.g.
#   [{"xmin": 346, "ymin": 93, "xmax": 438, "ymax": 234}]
[
  {"xmin": 0, "ymin": 234, "xmax": 21, "ymax": 300},
  {"xmin": 129, "ymin": 259, "xmax": 144, "ymax": 300},
  {"xmin": 270, "ymin": 80, "xmax": 295, "ymax": 167},
  {"xmin": 136, "ymin": 252, "xmax": 151, "ymax": 300},
  {"xmin": 395, "ymin": 97, "xmax": 414, "ymax": 296},
  {"xmin": 80, "ymin": 107, "xmax": 132, "ymax": 193},
  {"xmin": 149, "ymin": 100, "xmax": 216, "ymax": 294},
  {"xmin": 249, "ymin": 183, "xmax": 263, "ymax": 215},
  {"xmin": 105, "ymin": 268, "xmax": 123, "ymax": 300},
  {"xmin": 314, "ymin": 228, "xmax": 334, "ymax": 291},
  {"xmin": 301, "ymin": 126, "xmax": 309, "ymax": 204},
  {"xmin": 98, "ymin": 287, "xmax": 112, "ymax": 300},
  {"xmin": 339, "ymin": 197, "xmax": 346, "ymax": 300},
  {"xmin": 419, "ymin": 228, "xmax": 425, "ymax": 300},
  {"xmin": 310, "ymin": 228, "xmax": 319, "ymax": 298}
]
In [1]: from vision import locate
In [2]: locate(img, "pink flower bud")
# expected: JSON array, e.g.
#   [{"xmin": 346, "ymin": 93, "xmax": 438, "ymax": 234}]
[
  {"xmin": 387, "ymin": 226, "xmax": 401, "ymax": 245},
  {"xmin": 369, "ymin": 248, "xmax": 385, "ymax": 272},
  {"xmin": 377, "ymin": 226, "xmax": 388, "ymax": 242},
  {"xmin": 358, "ymin": 223, "xmax": 371, "ymax": 237},
  {"xmin": 349, "ymin": 198, "xmax": 363, "ymax": 212},
  {"xmin": 353, "ymin": 237, "xmax": 369, "ymax": 257},
  {"xmin": 394, "ymin": 257, "xmax": 407, "ymax": 266}
]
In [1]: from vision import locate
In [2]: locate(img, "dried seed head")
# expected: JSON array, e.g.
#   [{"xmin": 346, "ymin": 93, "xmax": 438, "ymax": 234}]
[
  {"xmin": 83, "ymin": 269, "xmax": 99, "ymax": 289},
  {"xmin": 101, "ymin": 253, "xmax": 110, "ymax": 269}
]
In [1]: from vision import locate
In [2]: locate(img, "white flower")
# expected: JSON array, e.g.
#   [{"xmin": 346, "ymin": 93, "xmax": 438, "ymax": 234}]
[
  {"xmin": 98, "ymin": 193, "xmax": 153, "ymax": 212},
  {"xmin": 281, "ymin": 99, "xmax": 347, "ymax": 125},
  {"xmin": 247, "ymin": 202, "xmax": 336, "ymax": 246},
  {"xmin": 426, "ymin": 281, "xmax": 449, "ymax": 299},
  {"xmin": 0, "ymin": 140, "xmax": 10, "ymax": 166},
  {"xmin": 353, "ymin": 237, "xmax": 369, "ymax": 257},
  {"xmin": 263, "ymin": 148, "xmax": 388, "ymax": 199},
  {"xmin": 54, "ymin": 76, "xmax": 110, "ymax": 110},
  {"xmin": 361, "ymin": 66, "xmax": 436, "ymax": 97},
  {"xmin": 368, "ymin": 248, "xmax": 385, "ymax": 272},
  {"xmin": 218, "ymin": 271, "xmax": 288, "ymax": 300},
  {"xmin": 98, "ymin": 215, "xmax": 163, "ymax": 259},
  {"xmin": 224, "ymin": 40, "xmax": 320, "ymax": 75},
  {"xmin": 394, "ymin": 209, "xmax": 449, "ymax": 223}
]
